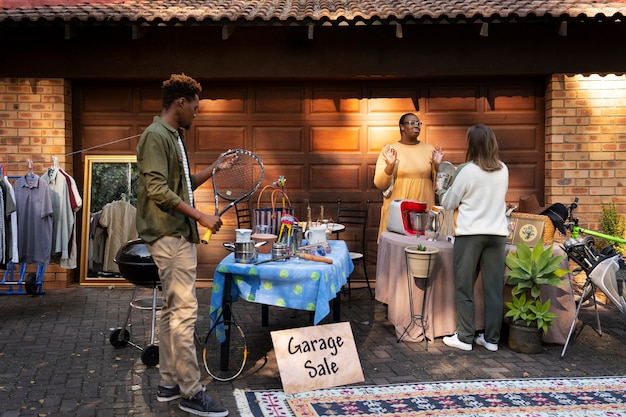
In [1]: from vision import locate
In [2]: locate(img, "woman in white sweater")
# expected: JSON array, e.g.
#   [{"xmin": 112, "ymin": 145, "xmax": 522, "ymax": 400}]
[{"xmin": 438, "ymin": 124, "xmax": 509, "ymax": 352}]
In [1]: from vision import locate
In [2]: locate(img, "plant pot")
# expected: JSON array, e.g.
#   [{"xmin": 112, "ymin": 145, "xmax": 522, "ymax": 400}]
[
  {"xmin": 405, "ymin": 246, "xmax": 439, "ymax": 279},
  {"xmin": 507, "ymin": 320, "xmax": 543, "ymax": 354}
]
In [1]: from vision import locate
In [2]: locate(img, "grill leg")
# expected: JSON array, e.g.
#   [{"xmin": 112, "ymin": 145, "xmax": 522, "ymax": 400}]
[
  {"xmin": 123, "ymin": 286, "xmax": 139, "ymax": 332},
  {"xmin": 149, "ymin": 286, "xmax": 158, "ymax": 345}
]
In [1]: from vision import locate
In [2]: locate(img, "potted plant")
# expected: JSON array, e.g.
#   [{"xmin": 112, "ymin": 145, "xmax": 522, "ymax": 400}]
[
  {"xmin": 504, "ymin": 241, "xmax": 569, "ymax": 353},
  {"xmin": 405, "ymin": 243, "xmax": 440, "ymax": 279}
]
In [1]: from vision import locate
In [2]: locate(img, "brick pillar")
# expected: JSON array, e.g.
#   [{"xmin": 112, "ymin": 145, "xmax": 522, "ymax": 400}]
[
  {"xmin": 545, "ymin": 74, "xmax": 626, "ymax": 231},
  {"xmin": 0, "ymin": 77, "xmax": 74, "ymax": 288},
  {"xmin": 546, "ymin": 74, "xmax": 626, "ymax": 302}
]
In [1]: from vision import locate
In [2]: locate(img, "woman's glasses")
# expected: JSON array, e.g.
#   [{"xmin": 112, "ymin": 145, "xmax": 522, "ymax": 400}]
[{"xmin": 403, "ymin": 120, "xmax": 423, "ymax": 127}]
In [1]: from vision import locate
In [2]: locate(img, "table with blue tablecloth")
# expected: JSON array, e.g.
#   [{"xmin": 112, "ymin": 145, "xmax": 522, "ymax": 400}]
[{"xmin": 209, "ymin": 240, "xmax": 354, "ymax": 329}]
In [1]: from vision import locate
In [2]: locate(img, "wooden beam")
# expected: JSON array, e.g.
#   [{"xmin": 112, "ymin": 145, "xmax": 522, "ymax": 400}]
[
  {"xmin": 64, "ymin": 25, "xmax": 76, "ymax": 40},
  {"xmin": 222, "ymin": 25, "xmax": 235, "ymax": 40},
  {"xmin": 132, "ymin": 25, "xmax": 148, "ymax": 40}
]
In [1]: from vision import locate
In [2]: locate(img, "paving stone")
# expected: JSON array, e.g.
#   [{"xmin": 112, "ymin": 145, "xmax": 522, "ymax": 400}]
[{"xmin": 1, "ymin": 286, "xmax": 626, "ymax": 415}]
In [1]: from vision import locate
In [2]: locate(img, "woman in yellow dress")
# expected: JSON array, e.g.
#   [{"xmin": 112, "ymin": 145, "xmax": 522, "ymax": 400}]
[{"xmin": 374, "ymin": 113, "xmax": 444, "ymax": 241}]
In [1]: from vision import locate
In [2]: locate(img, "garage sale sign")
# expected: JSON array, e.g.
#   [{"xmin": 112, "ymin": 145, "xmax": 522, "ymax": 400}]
[{"xmin": 270, "ymin": 321, "xmax": 365, "ymax": 395}]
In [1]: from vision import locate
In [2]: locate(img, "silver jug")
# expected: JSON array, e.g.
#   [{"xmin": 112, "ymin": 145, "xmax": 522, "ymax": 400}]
[
  {"xmin": 424, "ymin": 207, "xmax": 445, "ymax": 241},
  {"xmin": 291, "ymin": 223, "xmax": 303, "ymax": 251}
]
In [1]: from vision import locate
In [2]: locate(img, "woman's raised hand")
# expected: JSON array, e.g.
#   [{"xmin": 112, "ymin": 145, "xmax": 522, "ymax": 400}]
[
  {"xmin": 432, "ymin": 146, "xmax": 445, "ymax": 165},
  {"xmin": 383, "ymin": 144, "xmax": 397, "ymax": 165}
]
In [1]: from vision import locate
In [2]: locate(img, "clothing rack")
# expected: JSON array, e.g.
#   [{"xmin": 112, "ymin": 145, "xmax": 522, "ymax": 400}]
[
  {"xmin": 0, "ymin": 161, "xmax": 50, "ymax": 295},
  {"xmin": 1, "ymin": 148, "xmax": 125, "ymax": 295},
  {"xmin": 0, "ymin": 144, "xmax": 133, "ymax": 295},
  {"xmin": 1, "ymin": 263, "xmax": 45, "ymax": 295}
]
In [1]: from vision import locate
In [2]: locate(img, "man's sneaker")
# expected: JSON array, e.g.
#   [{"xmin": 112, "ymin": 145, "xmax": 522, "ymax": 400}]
[
  {"xmin": 475, "ymin": 333, "xmax": 498, "ymax": 352},
  {"xmin": 443, "ymin": 332, "xmax": 473, "ymax": 351},
  {"xmin": 179, "ymin": 390, "xmax": 229, "ymax": 417},
  {"xmin": 157, "ymin": 385, "xmax": 180, "ymax": 402}
]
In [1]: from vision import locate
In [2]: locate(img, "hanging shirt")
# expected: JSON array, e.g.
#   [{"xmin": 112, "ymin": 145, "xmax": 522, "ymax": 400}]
[
  {"xmin": 13, "ymin": 174, "xmax": 53, "ymax": 265},
  {"xmin": 58, "ymin": 168, "xmax": 82, "ymax": 269},
  {"xmin": 42, "ymin": 167, "xmax": 73, "ymax": 260},
  {"xmin": 89, "ymin": 210, "xmax": 105, "ymax": 273},
  {"xmin": 59, "ymin": 168, "xmax": 83, "ymax": 212},
  {"xmin": 0, "ymin": 184, "xmax": 5, "ymax": 265},
  {"xmin": 2, "ymin": 176, "xmax": 18, "ymax": 264},
  {"xmin": 99, "ymin": 200, "xmax": 138, "ymax": 273}
]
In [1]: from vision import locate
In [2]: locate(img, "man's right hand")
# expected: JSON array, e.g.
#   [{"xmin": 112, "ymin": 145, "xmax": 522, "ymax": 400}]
[{"xmin": 197, "ymin": 213, "xmax": 222, "ymax": 233}]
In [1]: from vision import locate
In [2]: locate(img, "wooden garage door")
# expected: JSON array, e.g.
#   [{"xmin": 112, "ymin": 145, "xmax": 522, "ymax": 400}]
[{"xmin": 73, "ymin": 79, "xmax": 544, "ymax": 281}]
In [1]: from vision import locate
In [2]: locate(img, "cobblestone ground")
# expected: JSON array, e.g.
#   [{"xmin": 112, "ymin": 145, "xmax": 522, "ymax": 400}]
[{"xmin": 1, "ymin": 285, "xmax": 625, "ymax": 417}]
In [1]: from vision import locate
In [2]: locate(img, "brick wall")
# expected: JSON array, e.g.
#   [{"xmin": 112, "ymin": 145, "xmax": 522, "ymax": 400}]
[
  {"xmin": 2, "ymin": 75, "xmax": 626, "ymax": 289},
  {"xmin": 546, "ymin": 74, "xmax": 626, "ymax": 232},
  {"xmin": 546, "ymin": 74, "xmax": 626, "ymax": 303},
  {"xmin": 0, "ymin": 77, "xmax": 74, "ymax": 288}
]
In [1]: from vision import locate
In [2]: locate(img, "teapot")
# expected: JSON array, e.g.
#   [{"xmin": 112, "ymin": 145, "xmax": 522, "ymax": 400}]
[
  {"xmin": 424, "ymin": 206, "xmax": 445, "ymax": 241},
  {"xmin": 305, "ymin": 225, "xmax": 327, "ymax": 245}
]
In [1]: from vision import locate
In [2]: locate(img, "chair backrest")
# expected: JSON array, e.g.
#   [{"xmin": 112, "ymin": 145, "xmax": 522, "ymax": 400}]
[
  {"xmin": 336, "ymin": 199, "xmax": 370, "ymax": 253},
  {"xmin": 235, "ymin": 199, "xmax": 252, "ymax": 229}
]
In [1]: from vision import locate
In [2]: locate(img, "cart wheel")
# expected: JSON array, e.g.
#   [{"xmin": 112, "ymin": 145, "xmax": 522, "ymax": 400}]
[
  {"xmin": 141, "ymin": 344, "xmax": 159, "ymax": 366},
  {"xmin": 109, "ymin": 328, "xmax": 131, "ymax": 348},
  {"xmin": 25, "ymin": 273, "xmax": 37, "ymax": 295}
]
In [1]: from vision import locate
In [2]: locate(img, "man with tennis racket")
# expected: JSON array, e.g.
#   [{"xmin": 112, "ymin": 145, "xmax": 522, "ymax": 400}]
[{"xmin": 136, "ymin": 73, "xmax": 229, "ymax": 417}]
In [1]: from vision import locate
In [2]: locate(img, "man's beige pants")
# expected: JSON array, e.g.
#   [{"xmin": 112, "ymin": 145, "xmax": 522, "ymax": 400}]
[{"xmin": 148, "ymin": 236, "xmax": 203, "ymax": 399}]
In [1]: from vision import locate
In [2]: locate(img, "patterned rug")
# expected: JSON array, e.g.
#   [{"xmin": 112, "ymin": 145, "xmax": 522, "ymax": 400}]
[{"xmin": 234, "ymin": 376, "xmax": 626, "ymax": 416}]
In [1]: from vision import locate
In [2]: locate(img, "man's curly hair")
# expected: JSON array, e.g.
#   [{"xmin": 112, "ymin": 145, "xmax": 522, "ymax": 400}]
[{"xmin": 162, "ymin": 73, "xmax": 202, "ymax": 108}]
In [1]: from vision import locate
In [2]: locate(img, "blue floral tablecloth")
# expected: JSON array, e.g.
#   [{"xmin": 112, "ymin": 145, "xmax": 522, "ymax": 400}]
[{"xmin": 209, "ymin": 240, "xmax": 353, "ymax": 330}]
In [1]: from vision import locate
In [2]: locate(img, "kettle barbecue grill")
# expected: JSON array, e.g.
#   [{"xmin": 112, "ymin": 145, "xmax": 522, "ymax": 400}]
[{"xmin": 110, "ymin": 239, "xmax": 162, "ymax": 366}]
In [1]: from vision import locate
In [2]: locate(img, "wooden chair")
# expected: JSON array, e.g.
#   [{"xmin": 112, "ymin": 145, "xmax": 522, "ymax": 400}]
[
  {"xmin": 234, "ymin": 199, "xmax": 252, "ymax": 229},
  {"xmin": 336, "ymin": 199, "xmax": 373, "ymax": 300}
]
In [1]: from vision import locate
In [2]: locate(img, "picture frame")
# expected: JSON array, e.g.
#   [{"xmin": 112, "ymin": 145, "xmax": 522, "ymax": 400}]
[
  {"xmin": 506, "ymin": 216, "xmax": 518, "ymax": 245},
  {"xmin": 511, "ymin": 217, "xmax": 545, "ymax": 247}
]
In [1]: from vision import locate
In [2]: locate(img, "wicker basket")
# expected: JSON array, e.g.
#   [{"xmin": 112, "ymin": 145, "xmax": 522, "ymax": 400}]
[{"xmin": 510, "ymin": 212, "xmax": 555, "ymax": 246}]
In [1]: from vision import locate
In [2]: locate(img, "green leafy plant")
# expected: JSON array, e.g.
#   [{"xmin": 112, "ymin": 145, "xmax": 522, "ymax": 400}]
[
  {"xmin": 504, "ymin": 242, "xmax": 569, "ymax": 333},
  {"xmin": 416, "ymin": 243, "xmax": 427, "ymax": 251},
  {"xmin": 91, "ymin": 162, "xmax": 138, "ymax": 212},
  {"xmin": 598, "ymin": 202, "xmax": 626, "ymax": 255}
]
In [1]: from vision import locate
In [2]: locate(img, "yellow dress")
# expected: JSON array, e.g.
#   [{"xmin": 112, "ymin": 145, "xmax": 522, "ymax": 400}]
[{"xmin": 374, "ymin": 141, "xmax": 436, "ymax": 241}]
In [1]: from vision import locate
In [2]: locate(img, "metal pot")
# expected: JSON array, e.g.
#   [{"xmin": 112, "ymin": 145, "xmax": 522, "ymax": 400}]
[
  {"xmin": 410, "ymin": 212, "xmax": 429, "ymax": 235},
  {"xmin": 114, "ymin": 239, "xmax": 160, "ymax": 287},
  {"xmin": 223, "ymin": 241, "xmax": 259, "ymax": 263},
  {"xmin": 271, "ymin": 242, "xmax": 288, "ymax": 261}
]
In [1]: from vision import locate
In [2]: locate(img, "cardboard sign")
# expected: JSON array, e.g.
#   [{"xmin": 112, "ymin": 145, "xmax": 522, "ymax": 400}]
[{"xmin": 270, "ymin": 321, "xmax": 364, "ymax": 395}]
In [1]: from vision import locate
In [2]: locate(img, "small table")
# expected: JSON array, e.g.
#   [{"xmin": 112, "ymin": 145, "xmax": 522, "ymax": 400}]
[
  {"xmin": 397, "ymin": 247, "xmax": 435, "ymax": 350},
  {"xmin": 209, "ymin": 240, "xmax": 354, "ymax": 329},
  {"xmin": 376, "ymin": 231, "xmax": 576, "ymax": 345}
]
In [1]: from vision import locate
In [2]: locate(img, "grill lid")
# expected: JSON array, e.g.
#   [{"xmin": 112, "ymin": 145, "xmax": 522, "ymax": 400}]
[{"xmin": 114, "ymin": 239, "xmax": 160, "ymax": 285}]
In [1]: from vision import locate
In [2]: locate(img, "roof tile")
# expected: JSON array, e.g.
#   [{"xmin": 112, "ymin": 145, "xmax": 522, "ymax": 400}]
[{"xmin": 0, "ymin": 0, "xmax": 625, "ymax": 24}]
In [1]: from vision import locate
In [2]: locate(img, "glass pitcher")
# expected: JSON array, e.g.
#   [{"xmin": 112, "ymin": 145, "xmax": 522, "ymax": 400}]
[{"xmin": 425, "ymin": 207, "xmax": 445, "ymax": 241}]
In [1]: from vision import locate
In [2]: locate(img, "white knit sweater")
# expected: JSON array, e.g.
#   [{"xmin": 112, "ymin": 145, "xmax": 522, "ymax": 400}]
[{"xmin": 440, "ymin": 161, "xmax": 509, "ymax": 237}]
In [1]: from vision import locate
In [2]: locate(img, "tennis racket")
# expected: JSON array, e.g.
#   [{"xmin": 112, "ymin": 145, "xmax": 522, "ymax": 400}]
[
  {"xmin": 201, "ymin": 149, "xmax": 264, "ymax": 244},
  {"xmin": 202, "ymin": 314, "xmax": 248, "ymax": 381}
]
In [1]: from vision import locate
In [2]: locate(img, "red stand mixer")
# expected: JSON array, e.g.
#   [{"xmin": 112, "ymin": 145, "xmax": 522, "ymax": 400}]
[{"xmin": 386, "ymin": 200, "xmax": 428, "ymax": 235}]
